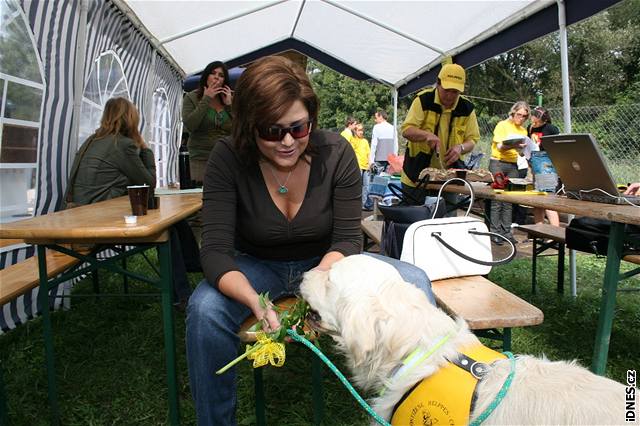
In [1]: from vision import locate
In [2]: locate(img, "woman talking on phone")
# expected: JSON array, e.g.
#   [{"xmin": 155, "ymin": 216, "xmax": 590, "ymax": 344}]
[{"xmin": 182, "ymin": 60, "xmax": 233, "ymax": 184}]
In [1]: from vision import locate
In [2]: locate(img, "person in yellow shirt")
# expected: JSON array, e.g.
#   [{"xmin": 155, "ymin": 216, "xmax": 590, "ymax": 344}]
[
  {"xmin": 349, "ymin": 123, "xmax": 371, "ymax": 209},
  {"xmin": 340, "ymin": 116, "xmax": 357, "ymax": 143},
  {"xmin": 489, "ymin": 101, "xmax": 530, "ymax": 245},
  {"xmin": 400, "ymin": 63, "xmax": 479, "ymax": 214}
]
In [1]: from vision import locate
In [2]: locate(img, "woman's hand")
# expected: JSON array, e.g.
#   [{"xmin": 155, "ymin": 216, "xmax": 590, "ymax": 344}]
[
  {"xmin": 203, "ymin": 84, "xmax": 217, "ymax": 99},
  {"xmin": 251, "ymin": 296, "xmax": 280, "ymax": 332},
  {"xmin": 219, "ymin": 85, "xmax": 234, "ymax": 106}
]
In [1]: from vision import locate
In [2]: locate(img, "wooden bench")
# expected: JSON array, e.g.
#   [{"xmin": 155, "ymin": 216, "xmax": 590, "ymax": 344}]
[
  {"xmin": 0, "ymin": 248, "xmax": 85, "ymax": 306},
  {"xmin": 0, "ymin": 242, "xmax": 87, "ymax": 424},
  {"xmin": 517, "ymin": 224, "xmax": 566, "ymax": 295},
  {"xmin": 238, "ymin": 297, "xmax": 323, "ymax": 426},
  {"xmin": 360, "ymin": 219, "xmax": 543, "ymax": 350},
  {"xmin": 431, "ymin": 276, "xmax": 543, "ymax": 350}
]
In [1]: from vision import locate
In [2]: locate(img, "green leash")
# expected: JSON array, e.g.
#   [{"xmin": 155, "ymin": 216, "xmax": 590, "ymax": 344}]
[
  {"xmin": 469, "ymin": 351, "xmax": 516, "ymax": 426},
  {"xmin": 287, "ymin": 330, "xmax": 516, "ymax": 426},
  {"xmin": 286, "ymin": 329, "xmax": 391, "ymax": 426}
]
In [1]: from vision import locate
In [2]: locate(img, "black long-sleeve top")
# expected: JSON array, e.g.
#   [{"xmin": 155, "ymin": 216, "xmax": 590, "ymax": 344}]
[{"xmin": 200, "ymin": 130, "xmax": 362, "ymax": 287}]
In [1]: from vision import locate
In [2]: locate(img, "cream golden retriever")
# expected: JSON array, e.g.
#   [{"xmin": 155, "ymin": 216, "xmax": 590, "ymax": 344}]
[{"xmin": 300, "ymin": 254, "xmax": 628, "ymax": 425}]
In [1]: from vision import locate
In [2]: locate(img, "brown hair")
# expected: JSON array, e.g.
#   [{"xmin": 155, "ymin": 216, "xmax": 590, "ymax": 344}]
[
  {"xmin": 232, "ymin": 56, "xmax": 319, "ymax": 165},
  {"xmin": 196, "ymin": 60, "xmax": 230, "ymax": 101},
  {"xmin": 93, "ymin": 97, "xmax": 145, "ymax": 148},
  {"xmin": 531, "ymin": 106, "xmax": 552, "ymax": 123}
]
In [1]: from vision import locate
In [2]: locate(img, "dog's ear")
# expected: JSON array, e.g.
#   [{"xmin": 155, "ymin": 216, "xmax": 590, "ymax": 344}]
[{"xmin": 336, "ymin": 295, "xmax": 379, "ymax": 367}]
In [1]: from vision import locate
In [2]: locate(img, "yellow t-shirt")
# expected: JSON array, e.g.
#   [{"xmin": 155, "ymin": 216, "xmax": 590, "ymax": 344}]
[
  {"xmin": 491, "ymin": 119, "xmax": 527, "ymax": 163},
  {"xmin": 340, "ymin": 128, "xmax": 353, "ymax": 143},
  {"xmin": 349, "ymin": 136, "xmax": 370, "ymax": 171}
]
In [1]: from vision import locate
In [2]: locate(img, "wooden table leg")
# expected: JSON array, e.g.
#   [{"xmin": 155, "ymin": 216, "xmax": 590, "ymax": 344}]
[
  {"xmin": 158, "ymin": 241, "xmax": 180, "ymax": 425},
  {"xmin": 591, "ymin": 222, "xmax": 624, "ymax": 375}
]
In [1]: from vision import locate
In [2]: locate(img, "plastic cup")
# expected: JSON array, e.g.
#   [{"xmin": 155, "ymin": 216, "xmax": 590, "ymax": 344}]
[{"xmin": 127, "ymin": 185, "xmax": 149, "ymax": 216}]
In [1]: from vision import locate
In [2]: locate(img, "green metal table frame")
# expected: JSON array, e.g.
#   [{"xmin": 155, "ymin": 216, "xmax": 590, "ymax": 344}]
[
  {"xmin": 35, "ymin": 240, "xmax": 180, "ymax": 425},
  {"xmin": 591, "ymin": 222, "xmax": 640, "ymax": 375}
]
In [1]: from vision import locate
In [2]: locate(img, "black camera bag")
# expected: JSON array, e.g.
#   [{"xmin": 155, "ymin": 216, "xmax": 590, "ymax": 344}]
[{"xmin": 566, "ymin": 217, "xmax": 640, "ymax": 256}]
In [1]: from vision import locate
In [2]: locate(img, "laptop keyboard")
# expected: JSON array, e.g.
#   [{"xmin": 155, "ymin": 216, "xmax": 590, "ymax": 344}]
[{"xmin": 570, "ymin": 191, "xmax": 640, "ymax": 206}]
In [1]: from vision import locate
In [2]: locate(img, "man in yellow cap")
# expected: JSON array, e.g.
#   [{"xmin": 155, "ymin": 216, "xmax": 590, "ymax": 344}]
[{"xmin": 400, "ymin": 63, "xmax": 480, "ymax": 208}]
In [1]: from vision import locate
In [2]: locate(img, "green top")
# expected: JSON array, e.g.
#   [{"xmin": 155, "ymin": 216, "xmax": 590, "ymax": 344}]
[
  {"xmin": 66, "ymin": 134, "xmax": 156, "ymax": 206},
  {"xmin": 182, "ymin": 90, "xmax": 232, "ymax": 161}
]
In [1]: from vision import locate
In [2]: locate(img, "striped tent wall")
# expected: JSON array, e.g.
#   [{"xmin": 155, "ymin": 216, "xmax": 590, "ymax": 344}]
[
  {"xmin": 83, "ymin": 0, "xmax": 183, "ymax": 184},
  {"xmin": 1, "ymin": 0, "xmax": 184, "ymax": 332}
]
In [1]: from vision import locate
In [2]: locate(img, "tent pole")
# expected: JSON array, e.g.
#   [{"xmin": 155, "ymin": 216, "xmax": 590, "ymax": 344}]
[
  {"xmin": 557, "ymin": 0, "xmax": 576, "ymax": 297},
  {"xmin": 70, "ymin": 0, "xmax": 88, "ymax": 161},
  {"xmin": 393, "ymin": 88, "xmax": 398, "ymax": 152},
  {"xmin": 144, "ymin": 53, "xmax": 157, "ymax": 143}
]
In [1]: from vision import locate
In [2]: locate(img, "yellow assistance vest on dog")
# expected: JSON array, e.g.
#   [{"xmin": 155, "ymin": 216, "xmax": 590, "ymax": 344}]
[{"xmin": 391, "ymin": 345, "xmax": 506, "ymax": 425}]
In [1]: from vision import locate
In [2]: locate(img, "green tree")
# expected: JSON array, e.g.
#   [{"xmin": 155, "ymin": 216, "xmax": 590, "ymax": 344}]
[
  {"xmin": 307, "ymin": 60, "xmax": 399, "ymax": 134},
  {"xmin": 466, "ymin": 0, "xmax": 640, "ymax": 111}
]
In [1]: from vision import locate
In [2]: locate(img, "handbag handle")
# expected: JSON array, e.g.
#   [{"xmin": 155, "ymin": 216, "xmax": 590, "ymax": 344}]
[
  {"xmin": 431, "ymin": 229, "xmax": 516, "ymax": 266},
  {"xmin": 431, "ymin": 178, "xmax": 474, "ymax": 219},
  {"xmin": 388, "ymin": 183, "xmax": 425, "ymax": 205}
]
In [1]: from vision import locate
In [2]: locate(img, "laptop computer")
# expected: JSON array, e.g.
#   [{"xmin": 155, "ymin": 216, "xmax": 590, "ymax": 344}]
[{"xmin": 540, "ymin": 133, "xmax": 640, "ymax": 206}]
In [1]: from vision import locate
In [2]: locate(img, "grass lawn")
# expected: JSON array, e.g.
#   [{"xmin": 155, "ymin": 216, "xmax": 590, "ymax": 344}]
[{"xmin": 1, "ymin": 252, "xmax": 638, "ymax": 425}]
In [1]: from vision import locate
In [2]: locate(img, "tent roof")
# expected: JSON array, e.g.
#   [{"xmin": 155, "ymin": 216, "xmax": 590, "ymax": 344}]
[{"xmin": 118, "ymin": 0, "xmax": 619, "ymax": 97}]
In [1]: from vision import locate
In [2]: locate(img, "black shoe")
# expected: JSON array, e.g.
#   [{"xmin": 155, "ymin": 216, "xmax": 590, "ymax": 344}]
[
  {"xmin": 506, "ymin": 235, "xmax": 518, "ymax": 245},
  {"xmin": 491, "ymin": 236, "xmax": 504, "ymax": 246}
]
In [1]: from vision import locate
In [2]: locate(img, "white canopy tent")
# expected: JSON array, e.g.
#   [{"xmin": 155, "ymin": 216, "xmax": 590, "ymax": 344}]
[{"xmin": 115, "ymin": 0, "xmax": 618, "ymax": 96}]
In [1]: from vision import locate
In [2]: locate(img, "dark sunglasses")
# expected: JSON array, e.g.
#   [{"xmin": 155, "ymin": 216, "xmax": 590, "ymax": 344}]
[{"xmin": 257, "ymin": 120, "xmax": 313, "ymax": 142}]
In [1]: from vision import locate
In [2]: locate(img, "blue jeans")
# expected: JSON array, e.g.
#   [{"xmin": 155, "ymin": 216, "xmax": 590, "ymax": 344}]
[{"xmin": 185, "ymin": 252, "xmax": 434, "ymax": 425}]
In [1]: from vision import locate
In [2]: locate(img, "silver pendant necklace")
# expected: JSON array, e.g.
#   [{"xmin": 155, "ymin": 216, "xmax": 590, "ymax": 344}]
[{"xmin": 266, "ymin": 162, "xmax": 296, "ymax": 194}]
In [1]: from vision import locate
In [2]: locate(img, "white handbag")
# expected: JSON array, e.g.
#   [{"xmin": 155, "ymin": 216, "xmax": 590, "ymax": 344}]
[{"xmin": 400, "ymin": 178, "xmax": 516, "ymax": 281}]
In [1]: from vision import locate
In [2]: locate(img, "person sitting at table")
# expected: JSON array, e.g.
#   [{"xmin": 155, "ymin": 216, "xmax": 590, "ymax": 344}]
[
  {"xmin": 64, "ymin": 97, "xmax": 200, "ymax": 310},
  {"xmin": 488, "ymin": 100, "xmax": 530, "ymax": 245},
  {"xmin": 185, "ymin": 55, "xmax": 435, "ymax": 426}
]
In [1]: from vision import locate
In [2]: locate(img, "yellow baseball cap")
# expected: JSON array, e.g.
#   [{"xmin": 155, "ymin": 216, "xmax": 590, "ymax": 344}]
[{"xmin": 438, "ymin": 63, "xmax": 466, "ymax": 92}]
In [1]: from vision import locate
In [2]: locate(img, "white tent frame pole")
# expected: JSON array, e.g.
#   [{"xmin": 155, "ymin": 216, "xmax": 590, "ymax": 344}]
[
  {"xmin": 557, "ymin": 0, "xmax": 577, "ymax": 297},
  {"xmin": 70, "ymin": 0, "xmax": 89, "ymax": 161},
  {"xmin": 144, "ymin": 53, "xmax": 157, "ymax": 143},
  {"xmin": 393, "ymin": 88, "xmax": 398, "ymax": 150}
]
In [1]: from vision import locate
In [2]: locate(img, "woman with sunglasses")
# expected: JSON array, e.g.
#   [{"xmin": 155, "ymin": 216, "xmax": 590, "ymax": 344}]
[
  {"xmin": 488, "ymin": 101, "xmax": 531, "ymax": 245},
  {"xmin": 185, "ymin": 55, "xmax": 435, "ymax": 425}
]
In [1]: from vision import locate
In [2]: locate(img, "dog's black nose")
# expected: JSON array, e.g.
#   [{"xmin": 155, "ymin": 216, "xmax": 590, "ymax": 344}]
[{"xmin": 307, "ymin": 309, "xmax": 322, "ymax": 322}]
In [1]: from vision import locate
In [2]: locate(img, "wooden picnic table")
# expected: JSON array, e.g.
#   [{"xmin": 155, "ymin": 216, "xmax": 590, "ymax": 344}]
[
  {"xmin": 0, "ymin": 192, "xmax": 202, "ymax": 425},
  {"xmin": 428, "ymin": 181, "xmax": 640, "ymax": 375}
]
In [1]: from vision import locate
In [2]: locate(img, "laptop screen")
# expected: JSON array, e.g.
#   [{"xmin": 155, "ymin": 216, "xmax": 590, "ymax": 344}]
[{"xmin": 539, "ymin": 133, "xmax": 619, "ymax": 196}]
